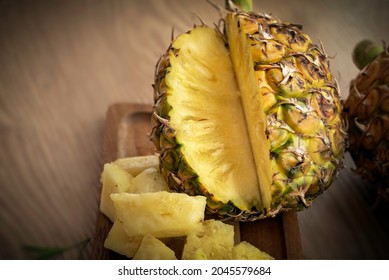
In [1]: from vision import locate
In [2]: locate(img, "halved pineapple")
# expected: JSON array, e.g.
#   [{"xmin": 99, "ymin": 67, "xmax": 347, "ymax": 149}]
[
  {"xmin": 182, "ymin": 219, "xmax": 234, "ymax": 260},
  {"xmin": 232, "ymin": 241, "xmax": 274, "ymax": 260},
  {"xmin": 111, "ymin": 191, "xmax": 206, "ymax": 238},
  {"xmin": 103, "ymin": 220, "xmax": 143, "ymax": 258},
  {"xmin": 151, "ymin": 11, "xmax": 346, "ymax": 220},
  {"xmin": 133, "ymin": 236, "xmax": 177, "ymax": 260},
  {"xmin": 100, "ymin": 163, "xmax": 133, "ymax": 222}
]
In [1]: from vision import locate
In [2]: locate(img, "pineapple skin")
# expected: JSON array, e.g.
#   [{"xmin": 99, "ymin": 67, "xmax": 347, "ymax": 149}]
[
  {"xmin": 151, "ymin": 11, "xmax": 346, "ymax": 220},
  {"xmin": 344, "ymin": 45, "xmax": 389, "ymax": 199}
]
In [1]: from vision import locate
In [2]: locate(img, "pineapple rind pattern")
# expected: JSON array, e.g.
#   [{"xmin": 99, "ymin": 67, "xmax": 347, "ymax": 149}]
[{"xmin": 344, "ymin": 45, "xmax": 389, "ymax": 199}]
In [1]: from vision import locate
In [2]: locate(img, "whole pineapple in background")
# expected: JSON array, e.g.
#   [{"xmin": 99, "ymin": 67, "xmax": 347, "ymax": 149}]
[
  {"xmin": 151, "ymin": 4, "xmax": 346, "ymax": 220},
  {"xmin": 343, "ymin": 40, "xmax": 389, "ymax": 201}
]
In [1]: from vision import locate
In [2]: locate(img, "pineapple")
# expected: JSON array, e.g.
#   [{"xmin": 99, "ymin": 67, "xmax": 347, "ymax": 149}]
[
  {"xmin": 100, "ymin": 163, "xmax": 133, "ymax": 222},
  {"xmin": 133, "ymin": 236, "xmax": 177, "ymax": 260},
  {"xmin": 151, "ymin": 9, "xmax": 346, "ymax": 220},
  {"xmin": 187, "ymin": 248, "xmax": 208, "ymax": 260},
  {"xmin": 100, "ymin": 157, "xmax": 162, "ymax": 222},
  {"xmin": 111, "ymin": 191, "xmax": 206, "ymax": 238},
  {"xmin": 129, "ymin": 167, "xmax": 170, "ymax": 193},
  {"xmin": 232, "ymin": 241, "xmax": 274, "ymax": 260},
  {"xmin": 114, "ymin": 155, "xmax": 159, "ymax": 177},
  {"xmin": 343, "ymin": 40, "xmax": 389, "ymax": 200},
  {"xmin": 182, "ymin": 219, "xmax": 234, "ymax": 260},
  {"xmin": 102, "ymin": 164, "xmax": 205, "ymax": 258},
  {"xmin": 104, "ymin": 220, "xmax": 143, "ymax": 258}
]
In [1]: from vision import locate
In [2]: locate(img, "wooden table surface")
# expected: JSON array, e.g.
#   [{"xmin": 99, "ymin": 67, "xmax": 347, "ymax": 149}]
[{"xmin": 1, "ymin": 0, "xmax": 388, "ymax": 259}]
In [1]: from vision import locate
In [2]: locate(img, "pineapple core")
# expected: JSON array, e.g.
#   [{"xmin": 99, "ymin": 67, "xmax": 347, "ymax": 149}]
[
  {"xmin": 166, "ymin": 27, "xmax": 262, "ymax": 211},
  {"xmin": 226, "ymin": 14, "xmax": 273, "ymax": 211}
]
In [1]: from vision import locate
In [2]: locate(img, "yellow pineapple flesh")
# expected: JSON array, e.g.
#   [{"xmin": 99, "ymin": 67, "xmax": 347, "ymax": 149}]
[
  {"xmin": 100, "ymin": 163, "xmax": 133, "ymax": 222},
  {"xmin": 129, "ymin": 167, "xmax": 170, "ymax": 193},
  {"xmin": 232, "ymin": 241, "xmax": 274, "ymax": 260},
  {"xmin": 103, "ymin": 220, "xmax": 142, "ymax": 258},
  {"xmin": 114, "ymin": 155, "xmax": 159, "ymax": 177},
  {"xmin": 160, "ymin": 26, "xmax": 261, "ymax": 212},
  {"xmin": 111, "ymin": 191, "xmax": 206, "ymax": 238},
  {"xmin": 182, "ymin": 219, "xmax": 234, "ymax": 260},
  {"xmin": 133, "ymin": 236, "xmax": 177, "ymax": 260}
]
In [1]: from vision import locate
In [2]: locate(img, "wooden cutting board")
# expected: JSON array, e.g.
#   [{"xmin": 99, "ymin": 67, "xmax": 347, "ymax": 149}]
[{"xmin": 90, "ymin": 102, "xmax": 303, "ymax": 260}]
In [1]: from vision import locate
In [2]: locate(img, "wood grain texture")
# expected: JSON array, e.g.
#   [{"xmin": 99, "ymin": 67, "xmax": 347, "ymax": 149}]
[
  {"xmin": 91, "ymin": 103, "xmax": 303, "ymax": 260},
  {"xmin": 0, "ymin": 0, "xmax": 388, "ymax": 259}
]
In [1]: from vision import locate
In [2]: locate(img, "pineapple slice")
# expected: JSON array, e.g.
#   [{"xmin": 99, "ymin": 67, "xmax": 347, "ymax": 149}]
[
  {"xmin": 133, "ymin": 236, "xmax": 177, "ymax": 260},
  {"xmin": 100, "ymin": 163, "xmax": 133, "ymax": 222},
  {"xmin": 232, "ymin": 241, "xmax": 274, "ymax": 260},
  {"xmin": 182, "ymin": 219, "xmax": 234, "ymax": 260},
  {"xmin": 226, "ymin": 14, "xmax": 272, "ymax": 210},
  {"xmin": 111, "ymin": 191, "xmax": 206, "ymax": 238},
  {"xmin": 129, "ymin": 167, "xmax": 170, "ymax": 193},
  {"xmin": 114, "ymin": 155, "xmax": 159, "ymax": 177},
  {"xmin": 104, "ymin": 220, "xmax": 142, "ymax": 258}
]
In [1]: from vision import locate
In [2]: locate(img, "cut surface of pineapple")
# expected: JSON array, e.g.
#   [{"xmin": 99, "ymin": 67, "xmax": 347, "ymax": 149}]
[
  {"xmin": 104, "ymin": 220, "xmax": 143, "ymax": 258},
  {"xmin": 114, "ymin": 155, "xmax": 159, "ymax": 177},
  {"xmin": 186, "ymin": 248, "xmax": 208, "ymax": 260},
  {"xmin": 182, "ymin": 219, "xmax": 234, "ymax": 260},
  {"xmin": 162, "ymin": 26, "xmax": 261, "ymax": 211},
  {"xmin": 100, "ymin": 163, "xmax": 133, "ymax": 222},
  {"xmin": 111, "ymin": 191, "xmax": 206, "ymax": 238},
  {"xmin": 232, "ymin": 241, "xmax": 274, "ymax": 260},
  {"xmin": 133, "ymin": 236, "xmax": 177, "ymax": 260},
  {"xmin": 226, "ymin": 13, "xmax": 272, "ymax": 212},
  {"xmin": 129, "ymin": 167, "xmax": 170, "ymax": 193}
]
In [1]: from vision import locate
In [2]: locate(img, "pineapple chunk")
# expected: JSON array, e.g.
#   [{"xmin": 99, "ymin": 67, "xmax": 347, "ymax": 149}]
[
  {"xmin": 114, "ymin": 155, "xmax": 159, "ymax": 177},
  {"xmin": 104, "ymin": 220, "xmax": 142, "ymax": 258},
  {"xmin": 185, "ymin": 248, "xmax": 208, "ymax": 260},
  {"xmin": 100, "ymin": 163, "xmax": 133, "ymax": 222},
  {"xmin": 232, "ymin": 241, "xmax": 274, "ymax": 260},
  {"xmin": 111, "ymin": 191, "xmax": 206, "ymax": 238},
  {"xmin": 129, "ymin": 167, "xmax": 170, "ymax": 193},
  {"xmin": 133, "ymin": 236, "xmax": 177, "ymax": 260},
  {"xmin": 182, "ymin": 219, "xmax": 234, "ymax": 260}
]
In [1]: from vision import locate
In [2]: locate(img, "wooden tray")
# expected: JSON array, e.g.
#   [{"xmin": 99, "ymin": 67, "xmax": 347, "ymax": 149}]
[{"xmin": 91, "ymin": 103, "xmax": 303, "ymax": 259}]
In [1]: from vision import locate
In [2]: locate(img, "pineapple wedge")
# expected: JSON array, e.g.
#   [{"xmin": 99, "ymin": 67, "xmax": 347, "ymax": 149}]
[
  {"xmin": 100, "ymin": 163, "xmax": 133, "ymax": 222},
  {"xmin": 111, "ymin": 191, "xmax": 206, "ymax": 238},
  {"xmin": 232, "ymin": 241, "xmax": 274, "ymax": 260},
  {"xmin": 129, "ymin": 167, "xmax": 170, "ymax": 193},
  {"xmin": 182, "ymin": 219, "xmax": 234, "ymax": 260},
  {"xmin": 114, "ymin": 155, "xmax": 159, "ymax": 177},
  {"xmin": 104, "ymin": 220, "xmax": 143, "ymax": 258},
  {"xmin": 133, "ymin": 236, "xmax": 177, "ymax": 260}
]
